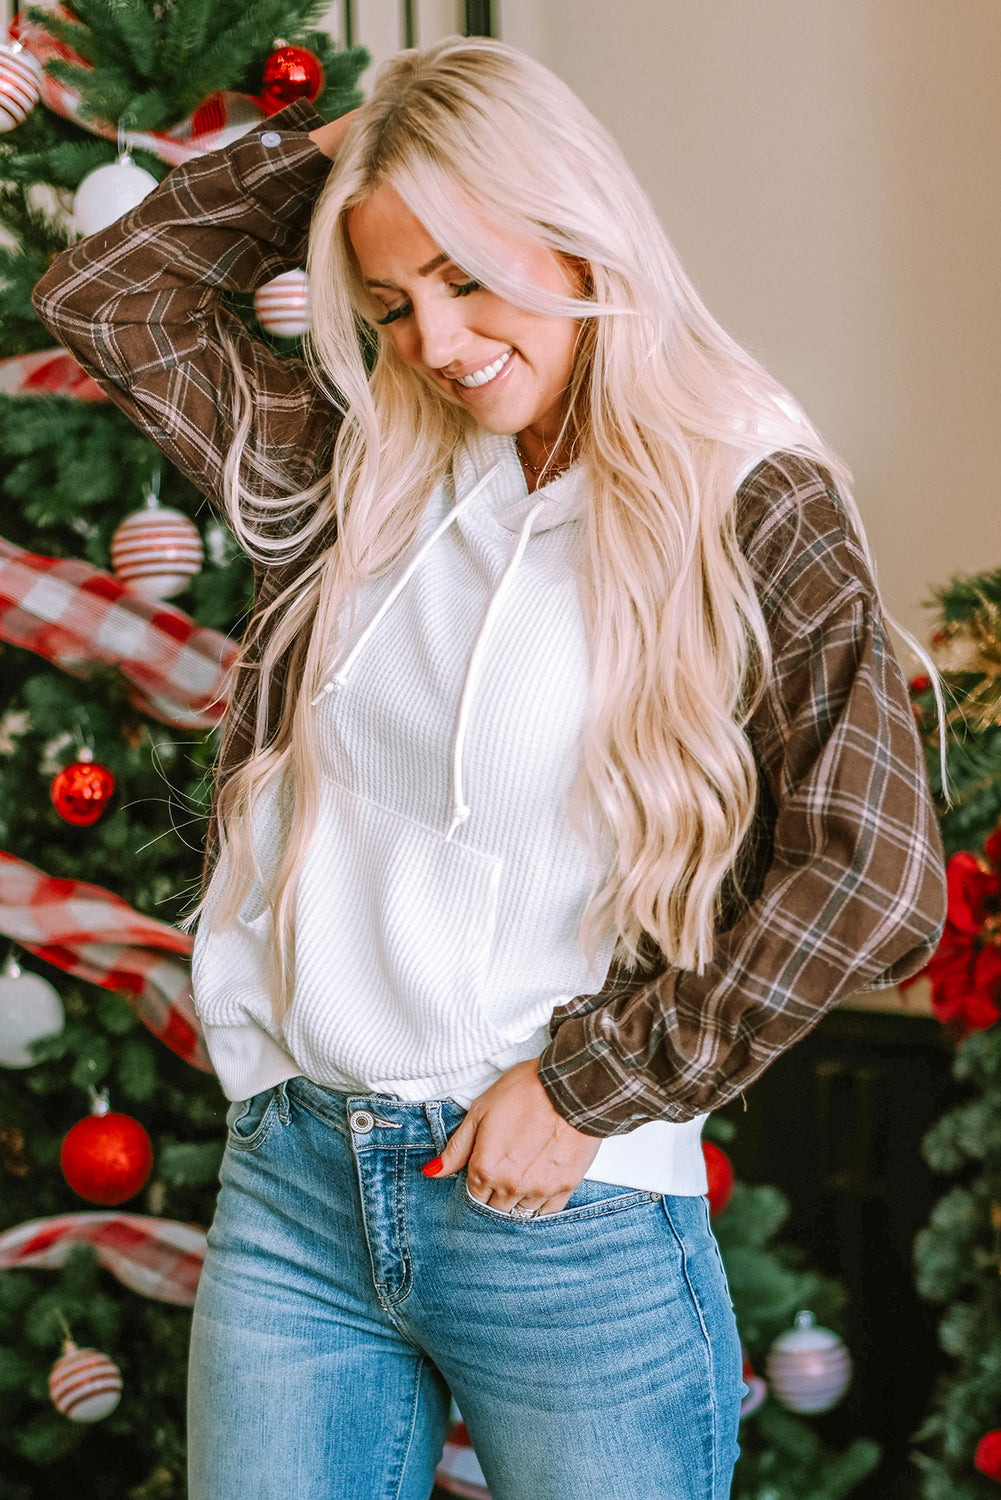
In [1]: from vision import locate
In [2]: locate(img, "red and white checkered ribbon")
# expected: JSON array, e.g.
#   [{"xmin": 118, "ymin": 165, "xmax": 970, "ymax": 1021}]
[
  {"xmin": 435, "ymin": 1422, "xmax": 491, "ymax": 1499},
  {"xmin": 12, "ymin": 9, "xmax": 265, "ymax": 166},
  {"xmin": 0, "ymin": 348, "xmax": 108, "ymax": 401},
  {"xmin": 0, "ymin": 1213, "xmax": 206, "ymax": 1305},
  {"xmin": 0, "ymin": 849, "xmax": 211, "ymax": 1072},
  {"xmin": 0, "ymin": 535, "xmax": 237, "ymax": 729}
]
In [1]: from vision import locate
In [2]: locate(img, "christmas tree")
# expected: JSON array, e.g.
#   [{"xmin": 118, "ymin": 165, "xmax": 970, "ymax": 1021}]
[
  {"xmin": 907, "ymin": 580, "xmax": 1001, "ymax": 1497},
  {"xmin": 0, "ymin": 3, "xmax": 365, "ymax": 1494}
]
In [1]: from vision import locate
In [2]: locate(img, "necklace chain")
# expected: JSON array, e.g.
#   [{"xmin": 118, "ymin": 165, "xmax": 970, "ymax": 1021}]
[{"xmin": 515, "ymin": 438, "xmax": 574, "ymax": 478}]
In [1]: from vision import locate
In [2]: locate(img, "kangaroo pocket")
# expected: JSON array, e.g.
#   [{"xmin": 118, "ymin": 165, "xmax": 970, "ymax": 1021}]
[{"xmin": 281, "ymin": 778, "xmax": 507, "ymax": 1086}]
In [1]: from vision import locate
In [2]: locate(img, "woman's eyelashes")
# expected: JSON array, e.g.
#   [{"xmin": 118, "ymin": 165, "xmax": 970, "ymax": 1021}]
[{"xmin": 374, "ymin": 278, "xmax": 482, "ymax": 326}]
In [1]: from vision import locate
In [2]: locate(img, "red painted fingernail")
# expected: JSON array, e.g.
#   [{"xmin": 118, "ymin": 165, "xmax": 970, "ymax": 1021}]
[{"xmin": 422, "ymin": 1156, "xmax": 444, "ymax": 1177}]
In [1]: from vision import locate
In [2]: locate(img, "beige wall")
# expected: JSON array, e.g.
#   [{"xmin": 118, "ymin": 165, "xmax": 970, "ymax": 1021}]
[
  {"xmin": 319, "ymin": 1, "xmax": 463, "ymax": 85},
  {"xmin": 499, "ymin": 0, "xmax": 1001, "ymax": 641}
]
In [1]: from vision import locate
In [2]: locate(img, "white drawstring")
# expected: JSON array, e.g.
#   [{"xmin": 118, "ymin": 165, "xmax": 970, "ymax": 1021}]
[
  {"xmin": 312, "ymin": 460, "xmax": 545, "ymax": 843},
  {"xmin": 445, "ymin": 499, "xmax": 545, "ymax": 841},
  {"xmin": 309, "ymin": 463, "xmax": 502, "ymax": 708}
]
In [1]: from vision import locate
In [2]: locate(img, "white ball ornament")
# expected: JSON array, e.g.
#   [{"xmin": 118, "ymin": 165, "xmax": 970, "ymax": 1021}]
[
  {"xmin": 74, "ymin": 151, "xmax": 158, "ymax": 237},
  {"xmin": 111, "ymin": 496, "xmax": 203, "ymax": 599},
  {"xmin": 49, "ymin": 1340, "xmax": 123, "ymax": 1422},
  {"xmin": 254, "ymin": 268, "xmax": 312, "ymax": 338},
  {"xmin": 765, "ymin": 1310, "xmax": 852, "ymax": 1414},
  {"xmin": 0, "ymin": 958, "xmax": 64, "ymax": 1068},
  {"xmin": 0, "ymin": 41, "xmax": 42, "ymax": 133}
]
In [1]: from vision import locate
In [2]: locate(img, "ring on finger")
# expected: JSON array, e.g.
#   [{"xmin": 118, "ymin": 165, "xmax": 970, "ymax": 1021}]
[{"xmin": 509, "ymin": 1203, "xmax": 540, "ymax": 1220}]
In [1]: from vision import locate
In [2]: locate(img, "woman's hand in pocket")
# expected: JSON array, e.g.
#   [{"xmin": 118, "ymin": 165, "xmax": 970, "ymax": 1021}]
[{"xmin": 424, "ymin": 1058, "xmax": 601, "ymax": 1216}]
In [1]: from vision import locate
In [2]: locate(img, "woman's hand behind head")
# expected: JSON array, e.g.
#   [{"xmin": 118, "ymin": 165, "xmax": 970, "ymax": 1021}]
[{"xmin": 309, "ymin": 108, "xmax": 361, "ymax": 162}]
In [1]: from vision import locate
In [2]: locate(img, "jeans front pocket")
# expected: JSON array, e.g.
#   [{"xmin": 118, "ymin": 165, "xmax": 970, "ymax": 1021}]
[
  {"xmin": 225, "ymin": 1087, "xmax": 280, "ymax": 1153},
  {"xmin": 461, "ymin": 1173, "xmax": 655, "ymax": 1227}
]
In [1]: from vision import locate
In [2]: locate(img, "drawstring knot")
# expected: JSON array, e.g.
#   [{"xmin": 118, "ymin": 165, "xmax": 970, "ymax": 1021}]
[
  {"xmin": 309, "ymin": 678, "xmax": 339, "ymax": 707},
  {"xmin": 445, "ymin": 805, "xmax": 471, "ymax": 842}
]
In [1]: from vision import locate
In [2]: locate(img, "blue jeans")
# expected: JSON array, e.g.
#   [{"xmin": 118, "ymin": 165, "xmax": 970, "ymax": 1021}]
[{"xmin": 187, "ymin": 1077, "xmax": 742, "ymax": 1499}]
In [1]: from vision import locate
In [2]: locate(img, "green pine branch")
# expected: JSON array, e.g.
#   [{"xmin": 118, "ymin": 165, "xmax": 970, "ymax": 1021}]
[
  {"xmin": 26, "ymin": 0, "xmax": 365, "ymax": 130},
  {"xmin": 911, "ymin": 568, "xmax": 1001, "ymax": 1496}
]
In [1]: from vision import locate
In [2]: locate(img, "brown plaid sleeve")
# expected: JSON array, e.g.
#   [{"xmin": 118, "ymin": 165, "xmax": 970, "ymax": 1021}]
[
  {"xmin": 31, "ymin": 98, "xmax": 338, "ymax": 508},
  {"xmin": 538, "ymin": 456, "xmax": 947, "ymax": 1135}
]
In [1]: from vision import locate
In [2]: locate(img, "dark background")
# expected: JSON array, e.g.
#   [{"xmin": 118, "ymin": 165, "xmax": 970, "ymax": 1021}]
[{"xmin": 719, "ymin": 1003, "xmax": 958, "ymax": 1500}]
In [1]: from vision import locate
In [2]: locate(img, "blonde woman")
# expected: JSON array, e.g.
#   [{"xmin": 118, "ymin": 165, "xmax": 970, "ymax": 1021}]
[{"xmin": 34, "ymin": 36, "xmax": 945, "ymax": 1500}]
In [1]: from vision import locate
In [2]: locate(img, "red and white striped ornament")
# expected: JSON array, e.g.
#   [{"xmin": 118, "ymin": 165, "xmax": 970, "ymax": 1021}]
[
  {"xmin": 765, "ymin": 1310, "xmax": 852, "ymax": 1414},
  {"xmin": 254, "ymin": 268, "xmax": 311, "ymax": 338},
  {"xmin": 111, "ymin": 497, "xmax": 203, "ymax": 599},
  {"xmin": 0, "ymin": 40, "xmax": 42, "ymax": 133},
  {"xmin": 49, "ymin": 1339, "xmax": 123, "ymax": 1422}
]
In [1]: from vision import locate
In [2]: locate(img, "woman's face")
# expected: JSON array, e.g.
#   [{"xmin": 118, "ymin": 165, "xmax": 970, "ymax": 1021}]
[{"xmin": 346, "ymin": 183, "xmax": 582, "ymax": 455}]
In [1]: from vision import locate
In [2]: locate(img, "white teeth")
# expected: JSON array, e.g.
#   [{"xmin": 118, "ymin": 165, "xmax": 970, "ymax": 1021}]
[{"xmin": 456, "ymin": 349, "xmax": 512, "ymax": 388}]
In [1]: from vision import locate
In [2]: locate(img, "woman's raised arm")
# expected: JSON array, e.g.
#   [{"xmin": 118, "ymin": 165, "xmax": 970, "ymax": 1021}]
[{"xmin": 32, "ymin": 99, "xmax": 340, "ymax": 511}]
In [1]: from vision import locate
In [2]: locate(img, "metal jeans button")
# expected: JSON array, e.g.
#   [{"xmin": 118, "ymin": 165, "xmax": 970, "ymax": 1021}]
[{"xmin": 349, "ymin": 1110, "xmax": 374, "ymax": 1134}]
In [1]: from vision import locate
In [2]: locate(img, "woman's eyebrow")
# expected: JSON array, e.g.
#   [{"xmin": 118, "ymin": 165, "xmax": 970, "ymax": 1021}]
[{"xmin": 364, "ymin": 251, "xmax": 452, "ymax": 291}]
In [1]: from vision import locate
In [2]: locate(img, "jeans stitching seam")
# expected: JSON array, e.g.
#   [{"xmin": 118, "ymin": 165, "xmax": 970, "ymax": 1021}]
[
  {"xmin": 661, "ymin": 1199, "xmax": 719, "ymax": 1498},
  {"xmin": 388, "ymin": 1353, "xmax": 426, "ymax": 1500},
  {"xmin": 390, "ymin": 1150, "xmax": 414, "ymax": 1305},
  {"xmin": 701, "ymin": 1195, "xmax": 736, "ymax": 1314}
]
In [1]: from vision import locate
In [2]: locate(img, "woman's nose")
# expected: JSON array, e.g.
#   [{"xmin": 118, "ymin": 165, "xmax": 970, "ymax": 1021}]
[{"xmin": 414, "ymin": 301, "xmax": 465, "ymax": 371}]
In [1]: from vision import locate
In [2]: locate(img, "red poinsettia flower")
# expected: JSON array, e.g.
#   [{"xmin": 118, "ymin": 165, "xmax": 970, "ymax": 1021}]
[
  {"xmin": 916, "ymin": 849, "xmax": 1001, "ymax": 1038},
  {"xmin": 924, "ymin": 930, "xmax": 1001, "ymax": 1036},
  {"xmin": 944, "ymin": 851, "xmax": 1001, "ymax": 935}
]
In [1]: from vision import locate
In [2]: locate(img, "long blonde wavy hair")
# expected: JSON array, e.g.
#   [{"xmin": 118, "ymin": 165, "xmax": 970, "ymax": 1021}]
[{"xmin": 205, "ymin": 36, "xmax": 871, "ymax": 1010}]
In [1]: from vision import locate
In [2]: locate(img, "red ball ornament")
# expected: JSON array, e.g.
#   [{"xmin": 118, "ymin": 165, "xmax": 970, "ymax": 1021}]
[
  {"xmin": 702, "ymin": 1139, "xmax": 735, "ymax": 1217},
  {"xmin": 975, "ymin": 1430, "xmax": 1001, "ymax": 1483},
  {"xmin": 61, "ymin": 1093, "xmax": 153, "ymax": 1205},
  {"xmin": 50, "ymin": 751, "xmax": 115, "ymax": 826},
  {"xmin": 260, "ymin": 41, "xmax": 324, "ymax": 114}
]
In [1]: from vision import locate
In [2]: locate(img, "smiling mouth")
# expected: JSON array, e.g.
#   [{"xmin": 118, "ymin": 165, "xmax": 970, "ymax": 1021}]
[{"xmin": 454, "ymin": 349, "xmax": 513, "ymax": 388}]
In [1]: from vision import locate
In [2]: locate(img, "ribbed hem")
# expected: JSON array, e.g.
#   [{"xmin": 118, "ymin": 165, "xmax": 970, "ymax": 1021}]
[
  {"xmin": 202, "ymin": 1021, "xmax": 301, "ymax": 1103},
  {"xmin": 587, "ymin": 1117, "xmax": 708, "ymax": 1196}
]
